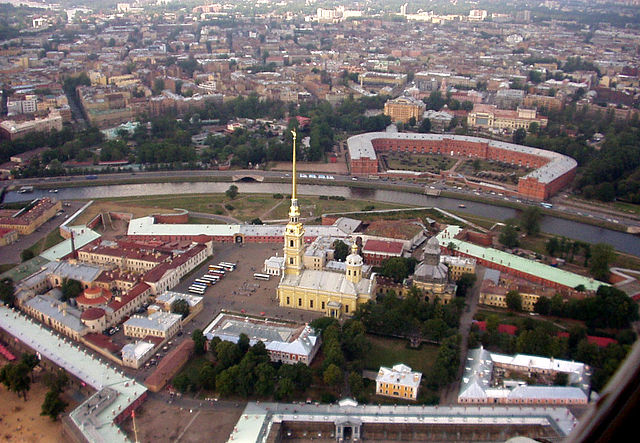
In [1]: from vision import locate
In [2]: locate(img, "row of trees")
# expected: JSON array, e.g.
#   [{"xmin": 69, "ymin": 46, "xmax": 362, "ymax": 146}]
[
  {"xmin": 472, "ymin": 314, "xmax": 635, "ymax": 392},
  {"xmin": 354, "ymin": 288, "xmax": 464, "ymax": 346},
  {"xmin": 173, "ymin": 331, "xmax": 313, "ymax": 401},
  {"xmin": 532, "ymin": 285, "xmax": 638, "ymax": 329}
]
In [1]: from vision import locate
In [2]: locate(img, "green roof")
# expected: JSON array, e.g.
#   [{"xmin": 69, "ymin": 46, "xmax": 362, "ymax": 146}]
[{"xmin": 436, "ymin": 225, "xmax": 607, "ymax": 292}]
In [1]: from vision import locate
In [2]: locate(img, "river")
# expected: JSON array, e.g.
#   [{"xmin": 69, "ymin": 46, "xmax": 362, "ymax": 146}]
[{"xmin": 5, "ymin": 181, "xmax": 639, "ymax": 257}]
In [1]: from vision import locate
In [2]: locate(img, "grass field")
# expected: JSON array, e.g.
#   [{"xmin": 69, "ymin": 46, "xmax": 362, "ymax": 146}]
[
  {"xmin": 384, "ymin": 152, "xmax": 457, "ymax": 174},
  {"xmin": 84, "ymin": 193, "xmax": 415, "ymax": 223},
  {"xmin": 22, "ymin": 229, "xmax": 65, "ymax": 258},
  {"xmin": 364, "ymin": 335, "xmax": 439, "ymax": 375}
]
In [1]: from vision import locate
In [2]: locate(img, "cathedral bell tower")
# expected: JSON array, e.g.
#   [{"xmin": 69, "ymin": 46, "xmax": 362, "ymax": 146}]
[
  {"xmin": 345, "ymin": 242, "xmax": 363, "ymax": 284},
  {"xmin": 284, "ymin": 130, "xmax": 305, "ymax": 276}
]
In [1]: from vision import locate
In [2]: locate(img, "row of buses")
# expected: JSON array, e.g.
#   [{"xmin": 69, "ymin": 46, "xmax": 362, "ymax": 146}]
[{"xmin": 188, "ymin": 262, "xmax": 236, "ymax": 294}]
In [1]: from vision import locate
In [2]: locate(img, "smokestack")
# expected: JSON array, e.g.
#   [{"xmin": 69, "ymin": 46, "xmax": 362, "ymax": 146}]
[{"xmin": 70, "ymin": 231, "xmax": 78, "ymax": 259}]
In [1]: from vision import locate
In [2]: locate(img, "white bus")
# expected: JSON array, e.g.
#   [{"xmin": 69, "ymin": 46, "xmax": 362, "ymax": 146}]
[
  {"xmin": 219, "ymin": 262, "xmax": 236, "ymax": 271},
  {"xmin": 254, "ymin": 273, "xmax": 270, "ymax": 281},
  {"xmin": 194, "ymin": 278, "xmax": 211, "ymax": 286},
  {"xmin": 206, "ymin": 272, "xmax": 221, "ymax": 279},
  {"xmin": 188, "ymin": 287, "xmax": 205, "ymax": 295},
  {"xmin": 201, "ymin": 275, "xmax": 217, "ymax": 284},
  {"xmin": 210, "ymin": 270, "xmax": 225, "ymax": 276}
]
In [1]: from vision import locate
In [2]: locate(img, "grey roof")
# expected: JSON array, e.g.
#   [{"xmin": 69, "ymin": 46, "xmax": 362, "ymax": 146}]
[
  {"xmin": 280, "ymin": 268, "xmax": 374, "ymax": 297},
  {"xmin": 346, "ymin": 132, "xmax": 577, "ymax": 184},
  {"xmin": 483, "ymin": 268, "xmax": 501, "ymax": 284},
  {"xmin": 23, "ymin": 295, "xmax": 86, "ymax": 334},
  {"xmin": 460, "ymin": 347, "xmax": 591, "ymax": 402},
  {"xmin": 414, "ymin": 262, "xmax": 448, "ymax": 282},
  {"xmin": 128, "ymin": 217, "xmax": 351, "ymax": 238},
  {"xmin": 0, "ymin": 306, "xmax": 146, "ymax": 443},
  {"xmin": 230, "ymin": 401, "xmax": 578, "ymax": 442},
  {"xmin": 124, "ymin": 311, "xmax": 181, "ymax": 333},
  {"xmin": 44, "ymin": 260, "xmax": 104, "ymax": 283}
]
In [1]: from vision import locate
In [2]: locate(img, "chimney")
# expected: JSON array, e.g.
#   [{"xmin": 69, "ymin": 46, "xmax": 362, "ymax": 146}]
[{"xmin": 70, "ymin": 231, "xmax": 78, "ymax": 260}]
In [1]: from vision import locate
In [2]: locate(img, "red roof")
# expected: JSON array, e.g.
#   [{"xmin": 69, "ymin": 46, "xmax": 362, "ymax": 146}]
[
  {"xmin": 362, "ymin": 239, "xmax": 404, "ymax": 255},
  {"xmin": 108, "ymin": 282, "xmax": 150, "ymax": 311},
  {"xmin": 557, "ymin": 331, "xmax": 617, "ymax": 347},
  {"xmin": 83, "ymin": 333, "xmax": 122, "ymax": 353},
  {"xmin": 473, "ymin": 321, "xmax": 518, "ymax": 335},
  {"xmin": 499, "ymin": 324, "xmax": 518, "ymax": 335},
  {"xmin": 81, "ymin": 307, "xmax": 106, "ymax": 321},
  {"xmin": 0, "ymin": 343, "xmax": 16, "ymax": 361}
]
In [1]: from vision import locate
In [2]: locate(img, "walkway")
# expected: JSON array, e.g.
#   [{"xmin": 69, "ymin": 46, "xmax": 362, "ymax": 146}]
[{"xmin": 442, "ymin": 267, "xmax": 484, "ymax": 405}]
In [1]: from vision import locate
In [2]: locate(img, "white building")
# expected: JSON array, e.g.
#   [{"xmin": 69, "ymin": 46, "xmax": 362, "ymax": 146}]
[
  {"xmin": 459, "ymin": 347, "xmax": 590, "ymax": 405},
  {"xmin": 264, "ymin": 255, "xmax": 284, "ymax": 276},
  {"xmin": 376, "ymin": 364, "xmax": 422, "ymax": 400},
  {"xmin": 123, "ymin": 311, "xmax": 182, "ymax": 340},
  {"xmin": 121, "ymin": 341, "xmax": 155, "ymax": 368},
  {"xmin": 204, "ymin": 313, "xmax": 322, "ymax": 366}
]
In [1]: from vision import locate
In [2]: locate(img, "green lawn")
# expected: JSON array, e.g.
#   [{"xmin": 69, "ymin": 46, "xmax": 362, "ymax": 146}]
[
  {"xmin": 364, "ymin": 335, "xmax": 439, "ymax": 375},
  {"xmin": 384, "ymin": 152, "xmax": 457, "ymax": 174}
]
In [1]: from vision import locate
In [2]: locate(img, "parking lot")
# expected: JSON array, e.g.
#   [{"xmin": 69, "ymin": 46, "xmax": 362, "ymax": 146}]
[{"xmin": 129, "ymin": 242, "xmax": 323, "ymax": 380}]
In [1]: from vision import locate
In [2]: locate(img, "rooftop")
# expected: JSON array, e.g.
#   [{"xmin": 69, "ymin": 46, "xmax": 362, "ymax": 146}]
[
  {"xmin": 346, "ymin": 132, "xmax": 577, "ymax": 184},
  {"xmin": 230, "ymin": 401, "xmax": 578, "ymax": 442},
  {"xmin": 437, "ymin": 225, "xmax": 606, "ymax": 291},
  {"xmin": 0, "ymin": 306, "xmax": 145, "ymax": 443}
]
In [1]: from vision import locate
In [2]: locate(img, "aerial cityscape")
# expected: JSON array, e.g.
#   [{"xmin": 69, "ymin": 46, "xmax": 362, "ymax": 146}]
[{"xmin": 0, "ymin": 0, "xmax": 639, "ymax": 441}]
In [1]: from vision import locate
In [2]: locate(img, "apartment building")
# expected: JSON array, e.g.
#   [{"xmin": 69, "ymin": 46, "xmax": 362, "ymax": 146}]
[{"xmin": 376, "ymin": 364, "xmax": 422, "ymax": 400}]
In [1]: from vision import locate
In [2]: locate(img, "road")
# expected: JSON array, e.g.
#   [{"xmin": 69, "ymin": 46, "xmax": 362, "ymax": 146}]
[
  {"xmin": 7, "ymin": 168, "xmax": 639, "ymax": 229},
  {"xmin": 0, "ymin": 200, "xmax": 85, "ymax": 265},
  {"xmin": 441, "ymin": 266, "xmax": 485, "ymax": 405}
]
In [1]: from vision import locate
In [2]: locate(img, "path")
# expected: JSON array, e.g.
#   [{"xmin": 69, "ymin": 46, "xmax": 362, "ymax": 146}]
[
  {"xmin": 189, "ymin": 211, "xmax": 240, "ymax": 224},
  {"xmin": 441, "ymin": 267, "xmax": 485, "ymax": 405},
  {"xmin": 260, "ymin": 198, "xmax": 286, "ymax": 220},
  {"xmin": 175, "ymin": 410, "xmax": 201, "ymax": 442}
]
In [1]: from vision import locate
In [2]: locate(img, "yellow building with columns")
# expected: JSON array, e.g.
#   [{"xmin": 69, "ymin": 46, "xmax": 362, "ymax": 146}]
[{"xmin": 277, "ymin": 131, "xmax": 376, "ymax": 318}]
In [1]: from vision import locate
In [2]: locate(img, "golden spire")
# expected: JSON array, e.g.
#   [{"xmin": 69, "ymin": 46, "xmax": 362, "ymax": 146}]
[{"xmin": 289, "ymin": 129, "xmax": 300, "ymax": 219}]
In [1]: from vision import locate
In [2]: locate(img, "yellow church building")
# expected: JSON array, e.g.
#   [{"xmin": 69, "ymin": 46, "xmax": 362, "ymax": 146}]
[{"xmin": 276, "ymin": 131, "xmax": 376, "ymax": 318}]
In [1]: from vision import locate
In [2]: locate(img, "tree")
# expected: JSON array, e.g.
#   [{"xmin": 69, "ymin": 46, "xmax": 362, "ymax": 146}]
[
  {"xmin": 520, "ymin": 206, "xmax": 542, "ymax": 236},
  {"xmin": 0, "ymin": 278, "xmax": 15, "ymax": 307},
  {"xmin": 380, "ymin": 257, "xmax": 410, "ymax": 283},
  {"xmin": 506, "ymin": 291, "xmax": 522, "ymax": 312},
  {"xmin": 249, "ymin": 217, "xmax": 263, "ymax": 225},
  {"xmin": 348, "ymin": 371, "xmax": 364, "ymax": 397},
  {"xmin": 21, "ymin": 249, "xmax": 34, "ymax": 262},
  {"xmin": 152, "ymin": 78, "xmax": 165, "ymax": 96},
  {"xmin": 0, "ymin": 362, "xmax": 31, "ymax": 400},
  {"xmin": 323, "ymin": 363, "xmax": 343, "ymax": 387},
  {"xmin": 513, "ymin": 128, "xmax": 527, "ymax": 144},
  {"xmin": 191, "ymin": 329, "xmax": 206, "ymax": 355},
  {"xmin": 225, "ymin": 185, "xmax": 238, "ymax": 199},
  {"xmin": 254, "ymin": 362, "xmax": 276, "ymax": 397},
  {"xmin": 332, "ymin": 240, "xmax": 349, "ymax": 262},
  {"xmin": 41, "ymin": 389, "xmax": 67, "ymax": 421},
  {"xmin": 215, "ymin": 341, "xmax": 241, "ymax": 369},
  {"xmin": 275, "ymin": 377, "xmax": 295, "ymax": 401},
  {"xmin": 418, "ymin": 118, "xmax": 431, "ymax": 133},
  {"xmin": 534, "ymin": 296, "xmax": 551, "ymax": 315},
  {"xmin": 455, "ymin": 273, "xmax": 477, "ymax": 298},
  {"xmin": 61, "ymin": 278, "xmax": 82, "ymax": 301},
  {"xmin": 545, "ymin": 237, "xmax": 560, "ymax": 257},
  {"xmin": 589, "ymin": 243, "xmax": 615, "ymax": 281},
  {"xmin": 171, "ymin": 299, "xmax": 190, "ymax": 319},
  {"xmin": 215, "ymin": 368, "xmax": 236, "ymax": 396},
  {"xmin": 237, "ymin": 333, "xmax": 250, "ymax": 355},
  {"xmin": 499, "ymin": 219, "xmax": 520, "ymax": 249}
]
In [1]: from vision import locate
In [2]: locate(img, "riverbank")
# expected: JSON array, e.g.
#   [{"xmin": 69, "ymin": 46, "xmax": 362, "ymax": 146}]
[{"xmin": 17, "ymin": 174, "xmax": 628, "ymax": 233}]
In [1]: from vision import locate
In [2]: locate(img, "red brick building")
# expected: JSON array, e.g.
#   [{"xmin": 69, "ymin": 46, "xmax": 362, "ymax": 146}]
[
  {"xmin": 362, "ymin": 239, "xmax": 405, "ymax": 266},
  {"xmin": 347, "ymin": 133, "xmax": 577, "ymax": 200}
]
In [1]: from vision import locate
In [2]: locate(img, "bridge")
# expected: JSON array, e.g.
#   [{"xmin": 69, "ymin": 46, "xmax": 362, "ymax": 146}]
[{"xmin": 232, "ymin": 174, "xmax": 264, "ymax": 182}]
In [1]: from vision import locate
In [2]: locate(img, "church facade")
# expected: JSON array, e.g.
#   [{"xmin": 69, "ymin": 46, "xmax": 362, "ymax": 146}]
[{"xmin": 276, "ymin": 131, "xmax": 376, "ymax": 318}]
